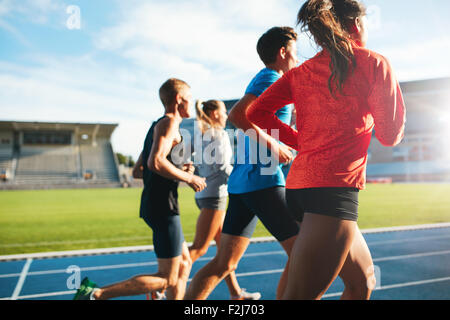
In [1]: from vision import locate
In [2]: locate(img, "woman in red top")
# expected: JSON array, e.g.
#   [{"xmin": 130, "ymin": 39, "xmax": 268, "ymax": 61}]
[{"xmin": 246, "ymin": 0, "xmax": 406, "ymax": 300}]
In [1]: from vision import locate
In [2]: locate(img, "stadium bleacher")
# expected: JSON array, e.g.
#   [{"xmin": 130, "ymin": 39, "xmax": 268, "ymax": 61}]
[
  {"xmin": 0, "ymin": 121, "xmax": 121, "ymax": 189},
  {"xmin": 79, "ymin": 141, "xmax": 120, "ymax": 184},
  {"xmin": 0, "ymin": 147, "xmax": 13, "ymax": 181},
  {"xmin": 367, "ymin": 160, "xmax": 450, "ymax": 182},
  {"xmin": 14, "ymin": 146, "xmax": 79, "ymax": 185}
]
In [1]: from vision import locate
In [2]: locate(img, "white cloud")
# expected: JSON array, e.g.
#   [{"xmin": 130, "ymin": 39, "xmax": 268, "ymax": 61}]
[
  {"xmin": 122, "ymin": 46, "xmax": 212, "ymax": 78},
  {"xmin": 0, "ymin": 18, "xmax": 32, "ymax": 46},
  {"xmin": 377, "ymin": 37, "xmax": 450, "ymax": 81},
  {"xmin": 0, "ymin": 0, "xmax": 65, "ymax": 22},
  {"xmin": 0, "ymin": 2, "xmax": 9, "ymax": 16},
  {"xmin": 90, "ymin": 0, "xmax": 306, "ymax": 106},
  {"xmin": 3, "ymin": 0, "xmax": 450, "ymax": 160},
  {"xmin": 0, "ymin": 56, "xmax": 162, "ymax": 159},
  {"xmin": 94, "ymin": 0, "xmax": 299, "ymax": 74}
]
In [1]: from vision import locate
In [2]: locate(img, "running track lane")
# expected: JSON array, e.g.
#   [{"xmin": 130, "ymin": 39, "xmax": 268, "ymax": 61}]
[{"xmin": 0, "ymin": 225, "xmax": 449, "ymax": 300}]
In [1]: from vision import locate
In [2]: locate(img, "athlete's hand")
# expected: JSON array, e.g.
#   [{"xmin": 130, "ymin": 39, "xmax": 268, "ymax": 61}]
[
  {"xmin": 182, "ymin": 163, "xmax": 195, "ymax": 175},
  {"xmin": 132, "ymin": 165, "xmax": 144, "ymax": 179},
  {"xmin": 188, "ymin": 175, "xmax": 207, "ymax": 193},
  {"xmin": 272, "ymin": 143, "xmax": 294, "ymax": 165}
]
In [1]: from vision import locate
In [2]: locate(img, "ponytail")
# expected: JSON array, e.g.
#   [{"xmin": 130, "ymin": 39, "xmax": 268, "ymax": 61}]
[
  {"xmin": 195, "ymin": 100, "xmax": 224, "ymax": 134},
  {"xmin": 196, "ymin": 100, "xmax": 211, "ymax": 134},
  {"xmin": 297, "ymin": 0, "xmax": 366, "ymax": 97}
]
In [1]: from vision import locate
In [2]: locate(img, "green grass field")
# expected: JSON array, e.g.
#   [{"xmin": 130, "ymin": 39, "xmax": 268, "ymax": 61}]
[{"xmin": 1, "ymin": 184, "xmax": 450, "ymax": 256}]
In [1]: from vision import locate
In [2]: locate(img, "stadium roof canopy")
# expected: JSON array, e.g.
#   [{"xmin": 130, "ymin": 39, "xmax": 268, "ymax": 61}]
[
  {"xmin": 401, "ymin": 77, "xmax": 450, "ymax": 111},
  {"xmin": 0, "ymin": 121, "xmax": 118, "ymax": 138},
  {"xmin": 399, "ymin": 77, "xmax": 450, "ymax": 135},
  {"xmin": 401, "ymin": 77, "xmax": 450, "ymax": 95}
]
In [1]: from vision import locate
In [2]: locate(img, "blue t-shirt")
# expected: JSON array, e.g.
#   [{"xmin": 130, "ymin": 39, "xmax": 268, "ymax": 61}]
[{"xmin": 228, "ymin": 68, "xmax": 293, "ymax": 195}]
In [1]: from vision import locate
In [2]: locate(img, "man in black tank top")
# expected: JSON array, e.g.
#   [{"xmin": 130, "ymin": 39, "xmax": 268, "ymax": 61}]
[
  {"xmin": 74, "ymin": 79, "xmax": 206, "ymax": 301},
  {"xmin": 140, "ymin": 115, "xmax": 181, "ymax": 219}
]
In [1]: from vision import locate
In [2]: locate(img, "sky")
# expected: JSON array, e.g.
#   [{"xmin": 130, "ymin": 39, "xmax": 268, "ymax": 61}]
[{"xmin": 1, "ymin": 0, "xmax": 450, "ymax": 160}]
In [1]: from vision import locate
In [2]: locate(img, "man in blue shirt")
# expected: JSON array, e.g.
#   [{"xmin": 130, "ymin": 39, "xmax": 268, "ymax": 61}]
[
  {"xmin": 185, "ymin": 27, "xmax": 300, "ymax": 300},
  {"xmin": 229, "ymin": 68, "xmax": 294, "ymax": 194}
]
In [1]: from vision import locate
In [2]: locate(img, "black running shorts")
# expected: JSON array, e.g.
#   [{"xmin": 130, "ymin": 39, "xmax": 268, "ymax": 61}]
[
  {"xmin": 222, "ymin": 186, "xmax": 299, "ymax": 241},
  {"xmin": 141, "ymin": 213, "xmax": 184, "ymax": 259},
  {"xmin": 286, "ymin": 187, "xmax": 359, "ymax": 223}
]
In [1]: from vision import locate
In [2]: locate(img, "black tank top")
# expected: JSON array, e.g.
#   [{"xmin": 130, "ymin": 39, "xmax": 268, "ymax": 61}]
[{"xmin": 140, "ymin": 116, "xmax": 181, "ymax": 217}]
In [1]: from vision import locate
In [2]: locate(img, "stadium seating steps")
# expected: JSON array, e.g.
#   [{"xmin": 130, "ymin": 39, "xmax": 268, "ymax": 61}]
[{"xmin": 1, "ymin": 141, "xmax": 120, "ymax": 188}]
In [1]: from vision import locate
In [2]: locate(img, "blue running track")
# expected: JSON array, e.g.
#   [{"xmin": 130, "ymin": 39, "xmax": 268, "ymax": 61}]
[{"xmin": 1, "ymin": 225, "xmax": 449, "ymax": 300}]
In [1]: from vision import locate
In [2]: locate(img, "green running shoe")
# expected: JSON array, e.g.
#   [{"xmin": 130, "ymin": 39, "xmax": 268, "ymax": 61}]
[{"xmin": 73, "ymin": 277, "xmax": 98, "ymax": 300}]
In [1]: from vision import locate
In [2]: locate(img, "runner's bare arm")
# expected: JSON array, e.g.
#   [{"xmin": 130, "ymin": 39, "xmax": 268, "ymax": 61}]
[
  {"xmin": 228, "ymin": 94, "xmax": 294, "ymax": 164},
  {"xmin": 148, "ymin": 117, "xmax": 206, "ymax": 191},
  {"xmin": 132, "ymin": 152, "xmax": 143, "ymax": 179},
  {"xmin": 368, "ymin": 56, "xmax": 406, "ymax": 147}
]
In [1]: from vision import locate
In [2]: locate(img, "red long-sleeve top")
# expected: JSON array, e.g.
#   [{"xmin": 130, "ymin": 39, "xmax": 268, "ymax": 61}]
[{"xmin": 247, "ymin": 47, "xmax": 406, "ymax": 190}]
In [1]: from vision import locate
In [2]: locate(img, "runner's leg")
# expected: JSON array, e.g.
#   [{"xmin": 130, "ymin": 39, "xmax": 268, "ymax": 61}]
[
  {"xmin": 184, "ymin": 233, "xmax": 250, "ymax": 300},
  {"xmin": 189, "ymin": 207, "xmax": 243, "ymax": 297},
  {"xmin": 282, "ymin": 213, "xmax": 357, "ymax": 300},
  {"xmin": 339, "ymin": 227, "xmax": 375, "ymax": 300},
  {"xmin": 242, "ymin": 187, "xmax": 300, "ymax": 299},
  {"xmin": 189, "ymin": 208, "xmax": 226, "ymax": 261},
  {"xmin": 94, "ymin": 257, "xmax": 181, "ymax": 300},
  {"xmin": 167, "ymin": 242, "xmax": 192, "ymax": 300},
  {"xmin": 276, "ymin": 231, "xmax": 299, "ymax": 299},
  {"xmin": 213, "ymin": 228, "xmax": 243, "ymax": 297}
]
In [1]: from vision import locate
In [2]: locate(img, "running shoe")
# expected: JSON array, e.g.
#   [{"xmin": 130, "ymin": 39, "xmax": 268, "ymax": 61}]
[
  {"xmin": 73, "ymin": 277, "xmax": 98, "ymax": 300},
  {"xmin": 231, "ymin": 289, "xmax": 261, "ymax": 300}
]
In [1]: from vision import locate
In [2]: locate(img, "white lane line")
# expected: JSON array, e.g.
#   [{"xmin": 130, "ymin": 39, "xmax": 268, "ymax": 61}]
[
  {"xmin": 2, "ymin": 249, "xmax": 450, "ymax": 280},
  {"xmin": 235, "ymin": 269, "xmax": 285, "ymax": 278},
  {"xmin": 186, "ymin": 269, "xmax": 286, "ymax": 282},
  {"xmin": 2, "ymin": 223, "xmax": 447, "ymax": 249},
  {"xmin": 0, "ymin": 250, "xmax": 285, "ymax": 279},
  {"xmin": 10, "ymin": 258, "xmax": 33, "ymax": 300},
  {"xmin": 2, "ymin": 233, "xmax": 448, "ymax": 263},
  {"xmin": 373, "ymin": 249, "xmax": 450, "ymax": 262},
  {"xmin": 0, "ymin": 236, "xmax": 152, "ymax": 248},
  {"xmin": 4, "ymin": 274, "xmax": 450, "ymax": 301},
  {"xmin": 2, "ymin": 290, "xmax": 77, "ymax": 300},
  {"xmin": 367, "ymin": 234, "xmax": 450, "ymax": 246},
  {"xmin": 2, "ymin": 223, "xmax": 449, "ymax": 262},
  {"xmin": 362, "ymin": 223, "xmax": 450, "ymax": 234},
  {"xmin": 0, "ymin": 273, "xmax": 21, "ymax": 279},
  {"xmin": 0, "ymin": 238, "xmax": 275, "ymax": 262},
  {"xmin": 376, "ymin": 276, "xmax": 450, "ymax": 291},
  {"xmin": 323, "ymin": 276, "xmax": 450, "ymax": 299},
  {"xmin": 0, "ymin": 234, "xmax": 198, "ymax": 249}
]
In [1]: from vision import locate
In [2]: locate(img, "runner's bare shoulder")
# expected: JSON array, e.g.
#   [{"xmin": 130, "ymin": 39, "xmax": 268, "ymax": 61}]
[{"xmin": 154, "ymin": 115, "xmax": 180, "ymax": 139}]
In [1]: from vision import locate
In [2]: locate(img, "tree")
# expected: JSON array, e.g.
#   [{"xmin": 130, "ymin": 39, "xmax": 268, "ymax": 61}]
[{"xmin": 116, "ymin": 153, "xmax": 135, "ymax": 167}]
